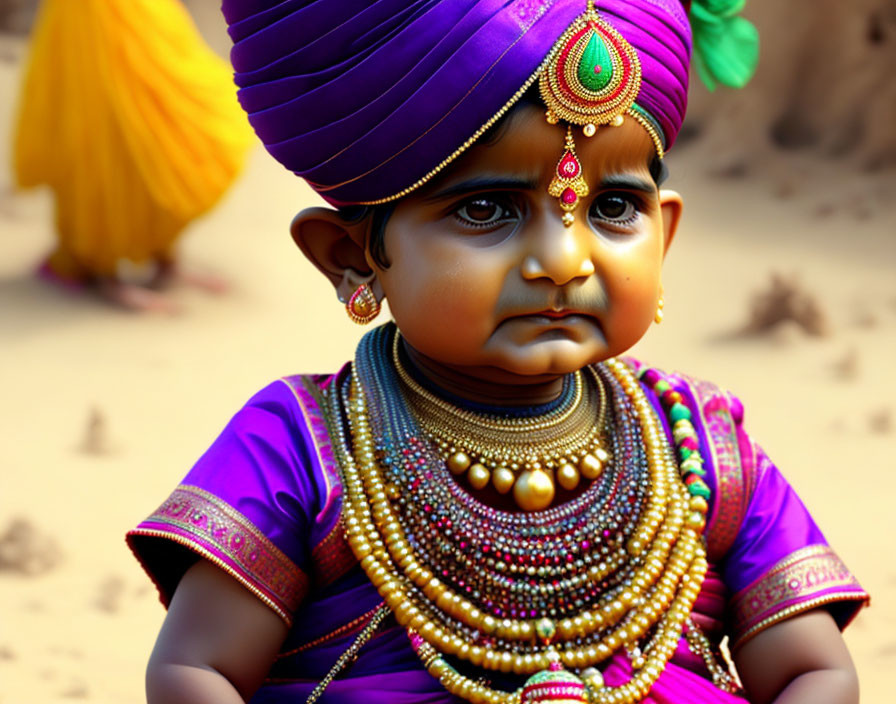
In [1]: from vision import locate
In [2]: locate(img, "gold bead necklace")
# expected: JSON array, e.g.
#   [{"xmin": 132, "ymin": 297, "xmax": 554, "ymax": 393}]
[
  {"xmin": 393, "ymin": 336, "xmax": 613, "ymax": 511},
  {"xmin": 325, "ymin": 327, "xmax": 708, "ymax": 704}
]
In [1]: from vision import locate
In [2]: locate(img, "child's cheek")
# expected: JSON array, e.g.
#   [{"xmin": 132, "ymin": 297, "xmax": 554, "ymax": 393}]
[{"xmin": 603, "ymin": 273, "xmax": 660, "ymax": 346}]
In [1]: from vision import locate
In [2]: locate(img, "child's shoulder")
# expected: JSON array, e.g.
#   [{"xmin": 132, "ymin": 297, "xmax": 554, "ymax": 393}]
[
  {"xmin": 236, "ymin": 366, "xmax": 351, "ymax": 419},
  {"xmin": 623, "ymin": 356, "xmax": 744, "ymax": 424},
  {"xmin": 621, "ymin": 356, "xmax": 759, "ymax": 561}
]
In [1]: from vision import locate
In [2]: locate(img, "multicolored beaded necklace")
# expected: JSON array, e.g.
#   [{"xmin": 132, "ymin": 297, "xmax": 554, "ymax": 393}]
[{"xmin": 324, "ymin": 325, "xmax": 715, "ymax": 704}]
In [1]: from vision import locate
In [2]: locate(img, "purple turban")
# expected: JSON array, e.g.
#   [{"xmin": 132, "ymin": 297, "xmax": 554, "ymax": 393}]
[{"xmin": 223, "ymin": 0, "xmax": 692, "ymax": 206}]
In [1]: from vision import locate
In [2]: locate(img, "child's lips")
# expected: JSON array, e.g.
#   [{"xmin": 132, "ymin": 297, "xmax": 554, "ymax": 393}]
[
  {"xmin": 536, "ymin": 309, "xmax": 577, "ymax": 319},
  {"xmin": 500, "ymin": 309, "xmax": 605, "ymax": 340},
  {"xmin": 514, "ymin": 309, "xmax": 595, "ymax": 323}
]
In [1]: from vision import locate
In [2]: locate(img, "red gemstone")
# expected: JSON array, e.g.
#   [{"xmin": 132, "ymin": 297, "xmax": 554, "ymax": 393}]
[
  {"xmin": 557, "ymin": 151, "xmax": 580, "ymax": 178},
  {"xmin": 561, "ymin": 187, "xmax": 578, "ymax": 205},
  {"xmin": 594, "ymin": 64, "xmax": 603, "ymax": 74}
]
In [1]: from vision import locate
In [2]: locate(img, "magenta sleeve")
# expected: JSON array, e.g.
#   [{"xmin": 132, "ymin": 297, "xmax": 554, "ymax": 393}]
[
  {"xmin": 668, "ymin": 371, "xmax": 869, "ymax": 649},
  {"xmin": 126, "ymin": 378, "xmax": 334, "ymax": 625},
  {"xmin": 721, "ymin": 448, "xmax": 869, "ymax": 648}
]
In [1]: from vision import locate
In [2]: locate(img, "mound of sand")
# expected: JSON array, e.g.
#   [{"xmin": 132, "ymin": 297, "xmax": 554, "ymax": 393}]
[
  {"xmin": 0, "ymin": 518, "xmax": 62, "ymax": 576},
  {"xmin": 742, "ymin": 273, "xmax": 829, "ymax": 337}
]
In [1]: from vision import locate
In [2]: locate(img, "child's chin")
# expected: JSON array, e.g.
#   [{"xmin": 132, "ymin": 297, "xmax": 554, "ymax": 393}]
[{"xmin": 490, "ymin": 338, "xmax": 607, "ymax": 378}]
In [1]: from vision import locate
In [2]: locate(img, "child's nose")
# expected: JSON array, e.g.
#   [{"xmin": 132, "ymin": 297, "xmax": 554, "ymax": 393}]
[{"xmin": 520, "ymin": 218, "xmax": 595, "ymax": 285}]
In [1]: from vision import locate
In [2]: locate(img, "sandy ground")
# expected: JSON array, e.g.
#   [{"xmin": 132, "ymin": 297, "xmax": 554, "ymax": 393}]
[{"xmin": 1, "ymin": 9, "xmax": 895, "ymax": 704}]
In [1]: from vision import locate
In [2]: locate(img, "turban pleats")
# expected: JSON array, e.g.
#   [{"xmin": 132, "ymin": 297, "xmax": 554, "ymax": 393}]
[{"xmin": 223, "ymin": 0, "xmax": 693, "ymax": 205}]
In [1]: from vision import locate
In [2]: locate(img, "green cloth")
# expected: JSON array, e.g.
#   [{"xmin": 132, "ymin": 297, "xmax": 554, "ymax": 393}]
[{"xmin": 689, "ymin": 0, "xmax": 760, "ymax": 91}]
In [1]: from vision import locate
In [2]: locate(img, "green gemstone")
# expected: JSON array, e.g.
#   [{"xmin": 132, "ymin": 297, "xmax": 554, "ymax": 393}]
[
  {"xmin": 577, "ymin": 31, "xmax": 613, "ymax": 92},
  {"xmin": 687, "ymin": 480, "xmax": 711, "ymax": 499},
  {"xmin": 654, "ymin": 380, "xmax": 671, "ymax": 393},
  {"xmin": 678, "ymin": 447, "xmax": 693, "ymax": 460},
  {"xmin": 669, "ymin": 403, "xmax": 692, "ymax": 422}
]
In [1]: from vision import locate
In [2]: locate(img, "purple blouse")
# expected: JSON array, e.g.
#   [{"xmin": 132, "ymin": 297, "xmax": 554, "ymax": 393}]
[{"xmin": 127, "ymin": 362, "xmax": 868, "ymax": 702}]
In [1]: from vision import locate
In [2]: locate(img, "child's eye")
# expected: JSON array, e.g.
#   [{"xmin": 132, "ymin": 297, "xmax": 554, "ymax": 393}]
[
  {"xmin": 589, "ymin": 192, "xmax": 640, "ymax": 226},
  {"xmin": 454, "ymin": 197, "xmax": 516, "ymax": 228}
]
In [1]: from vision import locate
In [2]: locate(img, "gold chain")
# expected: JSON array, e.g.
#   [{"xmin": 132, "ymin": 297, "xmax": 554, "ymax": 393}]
[
  {"xmin": 683, "ymin": 619, "xmax": 741, "ymax": 694},
  {"xmin": 304, "ymin": 603, "xmax": 392, "ymax": 704}
]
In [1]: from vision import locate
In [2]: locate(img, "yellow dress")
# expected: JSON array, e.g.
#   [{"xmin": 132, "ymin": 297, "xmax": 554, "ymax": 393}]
[{"xmin": 13, "ymin": 0, "xmax": 253, "ymax": 281}]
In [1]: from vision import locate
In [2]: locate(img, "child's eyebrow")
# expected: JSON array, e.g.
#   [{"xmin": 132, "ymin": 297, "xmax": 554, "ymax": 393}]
[
  {"xmin": 423, "ymin": 176, "xmax": 540, "ymax": 202},
  {"xmin": 599, "ymin": 174, "xmax": 657, "ymax": 194}
]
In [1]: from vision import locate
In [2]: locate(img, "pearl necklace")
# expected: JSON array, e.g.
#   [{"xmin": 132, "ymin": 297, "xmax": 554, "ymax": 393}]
[{"xmin": 326, "ymin": 325, "xmax": 710, "ymax": 704}]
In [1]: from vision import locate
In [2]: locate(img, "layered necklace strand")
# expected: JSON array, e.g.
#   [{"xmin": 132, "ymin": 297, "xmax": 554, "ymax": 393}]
[
  {"xmin": 393, "ymin": 337, "xmax": 613, "ymax": 511},
  {"xmin": 328, "ymin": 326, "xmax": 709, "ymax": 704}
]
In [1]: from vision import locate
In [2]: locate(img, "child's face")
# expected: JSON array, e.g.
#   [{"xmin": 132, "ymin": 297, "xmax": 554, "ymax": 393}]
[{"xmin": 369, "ymin": 105, "xmax": 681, "ymax": 386}]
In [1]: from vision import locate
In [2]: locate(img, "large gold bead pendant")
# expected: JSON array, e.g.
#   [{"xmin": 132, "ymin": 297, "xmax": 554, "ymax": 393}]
[
  {"xmin": 513, "ymin": 468, "xmax": 555, "ymax": 511},
  {"xmin": 556, "ymin": 463, "xmax": 580, "ymax": 491},
  {"xmin": 447, "ymin": 452, "xmax": 471, "ymax": 475},
  {"xmin": 492, "ymin": 467, "xmax": 515, "ymax": 494},
  {"xmin": 579, "ymin": 453, "xmax": 604, "ymax": 480},
  {"xmin": 467, "ymin": 463, "xmax": 491, "ymax": 490}
]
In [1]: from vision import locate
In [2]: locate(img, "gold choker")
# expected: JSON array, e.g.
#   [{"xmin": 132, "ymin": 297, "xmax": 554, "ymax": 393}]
[{"xmin": 392, "ymin": 337, "xmax": 612, "ymax": 511}]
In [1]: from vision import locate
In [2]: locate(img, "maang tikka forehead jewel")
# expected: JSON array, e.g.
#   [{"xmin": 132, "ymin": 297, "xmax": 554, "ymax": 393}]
[
  {"xmin": 539, "ymin": 0, "xmax": 643, "ymax": 138},
  {"xmin": 548, "ymin": 126, "xmax": 589, "ymax": 228},
  {"xmin": 540, "ymin": 1, "xmax": 648, "ymax": 227}
]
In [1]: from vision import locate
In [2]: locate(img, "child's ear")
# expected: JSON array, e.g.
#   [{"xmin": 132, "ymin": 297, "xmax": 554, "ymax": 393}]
[
  {"xmin": 290, "ymin": 207, "xmax": 375, "ymax": 301},
  {"xmin": 658, "ymin": 190, "xmax": 683, "ymax": 258}
]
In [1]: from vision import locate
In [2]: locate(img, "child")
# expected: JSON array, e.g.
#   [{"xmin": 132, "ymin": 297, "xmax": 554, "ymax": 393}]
[
  {"xmin": 12, "ymin": 0, "xmax": 252, "ymax": 311},
  {"xmin": 127, "ymin": 1, "xmax": 868, "ymax": 702}
]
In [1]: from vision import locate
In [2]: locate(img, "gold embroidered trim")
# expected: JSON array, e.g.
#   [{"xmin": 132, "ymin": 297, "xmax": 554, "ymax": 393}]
[
  {"xmin": 288, "ymin": 375, "xmax": 360, "ymax": 587},
  {"xmin": 130, "ymin": 528, "xmax": 297, "ymax": 625},
  {"xmin": 355, "ymin": 49, "xmax": 560, "ymax": 206},
  {"xmin": 276, "ymin": 604, "xmax": 385, "ymax": 657},
  {"xmin": 686, "ymin": 379, "xmax": 746, "ymax": 561},
  {"xmin": 729, "ymin": 545, "xmax": 868, "ymax": 648},
  {"xmin": 133, "ymin": 485, "xmax": 308, "ymax": 624},
  {"xmin": 733, "ymin": 591, "xmax": 869, "ymax": 651},
  {"xmin": 625, "ymin": 108, "xmax": 664, "ymax": 159},
  {"xmin": 283, "ymin": 376, "xmax": 337, "ymax": 499},
  {"xmin": 311, "ymin": 517, "xmax": 357, "ymax": 586}
]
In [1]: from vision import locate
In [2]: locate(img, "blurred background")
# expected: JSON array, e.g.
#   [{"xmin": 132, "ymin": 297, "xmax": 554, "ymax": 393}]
[{"xmin": 0, "ymin": 1, "xmax": 894, "ymax": 702}]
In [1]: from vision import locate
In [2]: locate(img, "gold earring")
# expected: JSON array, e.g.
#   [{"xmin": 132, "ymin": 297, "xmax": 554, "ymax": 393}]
[
  {"xmin": 346, "ymin": 282, "xmax": 381, "ymax": 324},
  {"xmin": 654, "ymin": 292, "xmax": 665, "ymax": 324}
]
